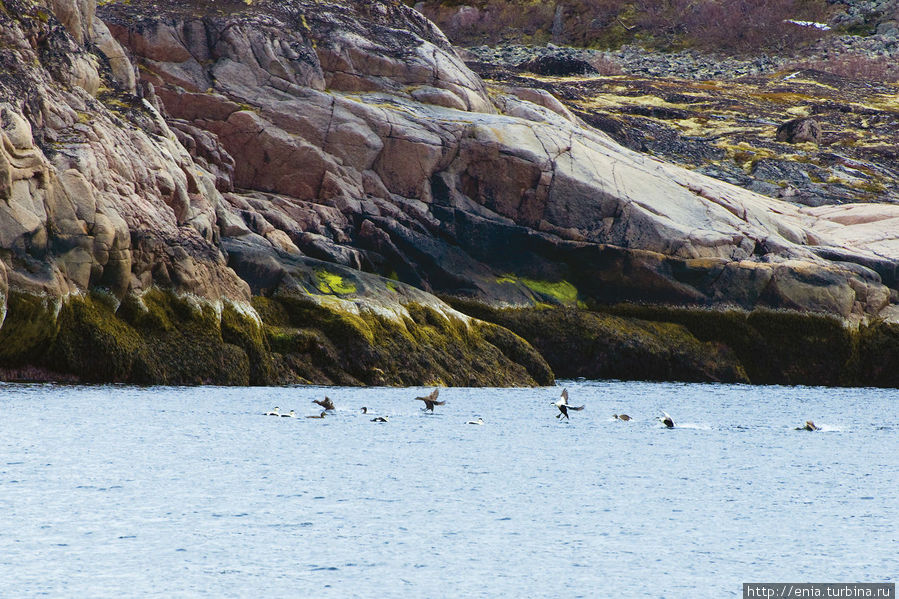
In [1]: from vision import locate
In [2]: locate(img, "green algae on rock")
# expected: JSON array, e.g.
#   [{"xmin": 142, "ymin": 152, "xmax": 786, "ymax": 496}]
[
  {"xmin": 450, "ymin": 298, "xmax": 899, "ymax": 388},
  {"xmin": 255, "ymin": 294, "xmax": 553, "ymax": 386},
  {"xmin": 0, "ymin": 287, "xmax": 551, "ymax": 386},
  {"xmin": 451, "ymin": 300, "xmax": 749, "ymax": 384}
]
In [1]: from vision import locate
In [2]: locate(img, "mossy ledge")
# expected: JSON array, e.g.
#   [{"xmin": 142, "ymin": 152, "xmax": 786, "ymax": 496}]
[
  {"xmin": 0, "ymin": 288, "xmax": 552, "ymax": 387},
  {"xmin": 447, "ymin": 299, "xmax": 899, "ymax": 388}
]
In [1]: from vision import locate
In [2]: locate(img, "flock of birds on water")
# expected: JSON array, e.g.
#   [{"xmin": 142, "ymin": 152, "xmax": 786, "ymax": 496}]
[{"xmin": 264, "ymin": 387, "xmax": 825, "ymax": 431}]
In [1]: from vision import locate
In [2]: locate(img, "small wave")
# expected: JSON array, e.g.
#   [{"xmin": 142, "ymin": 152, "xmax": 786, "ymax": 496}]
[
  {"xmin": 789, "ymin": 423, "xmax": 843, "ymax": 432},
  {"xmin": 816, "ymin": 424, "xmax": 842, "ymax": 432},
  {"xmin": 666, "ymin": 422, "xmax": 711, "ymax": 430}
]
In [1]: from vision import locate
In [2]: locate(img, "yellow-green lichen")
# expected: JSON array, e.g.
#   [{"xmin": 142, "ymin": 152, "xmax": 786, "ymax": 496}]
[
  {"xmin": 315, "ymin": 270, "xmax": 357, "ymax": 295},
  {"xmin": 498, "ymin": 274, "xmax": 581, "ymax": 306}
]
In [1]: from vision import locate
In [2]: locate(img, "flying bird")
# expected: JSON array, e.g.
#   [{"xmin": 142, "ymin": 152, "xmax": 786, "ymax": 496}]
[
  {"xmin": 659, "ymin": 412, "xmax": 675, "ymax": 428},
  {"xmin": 415, "ymin": 388, "xmax": 445, "ymax": 412},
  {"xmin": 313, "ymin": 397, "xmax": 335, "ymax": 411},
  {"xmin": 371, "ymin": 416, "xmax": 389, "ymax": 423},
  {"xmin": 551, "ymin": 388, "xmax": 584, "ymax": 420}
]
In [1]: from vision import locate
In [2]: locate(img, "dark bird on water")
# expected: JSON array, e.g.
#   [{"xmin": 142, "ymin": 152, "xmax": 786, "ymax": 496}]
[
  {"xmin": 371, "ymin": 416, "xmax": 389, "ymax": 423},
  {"xmin": 307, "ymin": 411, "xmax": 327, "ymax": 419},
  {"xmin": 797, "ymin": 420, "xmax": 820, "ymax": 431},
  {"xmin": 659, "ymin": 412, "xmax": 675, "ymax": 428},
  {"xmin": 361, "ymin": 407, "xmax": 368, "ymax": 414},
  {"xmin": 314, "ymin": 397, "xmax": 335, "ymax": 411},
  {"xmin": 552, "ymin": 388, "xmax": 584, "ymax": 420},
  {"xmin": 415, "ymin": 388, "xmax": 445, "ymax": 412},
  {"xmin": 613, "ymin": 414, "xmax": 631, "ymax": 421}
]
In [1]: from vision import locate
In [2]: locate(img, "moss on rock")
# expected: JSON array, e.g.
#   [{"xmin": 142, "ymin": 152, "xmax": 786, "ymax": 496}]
[
  {"xmin": 599, "ymin": 304, "xmax": 851, "ymax": 385},
  {"xmin": 0, "ymin": 291, "xmax": 62, "ymax": 364},
  {"xmin": 451, "ymin": 301, "xmax": 748, "ymax": 383},
  {"xmin": 845, "ymin": 320, "xmax": 899, "ymax": 387},
  {"xmin": 220, "ymin": 304, "xmax": 272, "ymax": 384},
  {"xmin": 8, "ymin": 285, "xmax": 899, "ymax": 387},
  {"xmin": 51, "ymin": 293, "xmax": 144, "ymax": 382},
  {"xmin": 0, "ymin": 289, "xmax": 252, "ymax": 385},
  {"xmin": 0, "ymin": 287, "xmax": 549, "ymax": 386},
  {"xmin": 252, "ymin": 294, "xmax": 552, "ymax": 386},
  {"xmin": 449, "ymin": 299, "xmax": 899, "ymax": 387}
]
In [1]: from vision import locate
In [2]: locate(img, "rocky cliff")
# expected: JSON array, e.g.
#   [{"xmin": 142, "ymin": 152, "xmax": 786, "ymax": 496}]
[{"xmin": 2, "ymin": 0, "xmax": 899, "ymax": 385}]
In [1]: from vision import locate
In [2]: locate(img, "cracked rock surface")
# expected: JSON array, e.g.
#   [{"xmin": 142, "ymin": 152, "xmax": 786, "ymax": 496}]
[{"xmin": 3, "ymin": 0, "xmax": 899, "ymax": 338}]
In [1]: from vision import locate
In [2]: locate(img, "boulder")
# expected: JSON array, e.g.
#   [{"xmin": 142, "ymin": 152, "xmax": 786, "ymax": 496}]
[
  {"xmin": 518, "ymin": 55, "xmax": 598, "ymax": 76},
  {"xmin": 776, "ymin": 117, "xmax": 822, "ymax": 144}
]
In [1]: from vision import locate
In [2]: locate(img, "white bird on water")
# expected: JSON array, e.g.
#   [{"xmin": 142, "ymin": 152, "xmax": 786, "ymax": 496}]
[
  {"xmin": 467, "ymin": 417, "xmax": 484, "ymax": 425},
  {"xmin": 264, "ymin": 407, "xmax": 281, "ymax": 416}
]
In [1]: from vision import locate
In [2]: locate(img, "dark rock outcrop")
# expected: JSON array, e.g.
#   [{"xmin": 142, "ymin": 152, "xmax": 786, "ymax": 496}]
[
  {"xmin": 776, "ymin": 117, "xmax": 823, "ymax": 144},
  {"xmin": 517, "ymin": 54, "xmax": 597, "ymax": 76}
]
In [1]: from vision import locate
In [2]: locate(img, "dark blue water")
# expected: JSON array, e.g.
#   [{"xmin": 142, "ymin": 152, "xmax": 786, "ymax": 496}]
[{"xmin": 1, "ymin": 381, "xmax": 896, "ymax": 597}]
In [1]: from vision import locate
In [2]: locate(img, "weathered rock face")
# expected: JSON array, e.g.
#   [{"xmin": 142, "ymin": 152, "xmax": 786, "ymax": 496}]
[
  {"xmin": 97, "ymin": 0, "xmax": 899, "ymax": 323},
  {"xmin": 3, "ymin": 0, "xmax": 899, "ymax": 385},
  {"xmin": 0, "ymin": 0, "xmax": 248, "ymax": 305},
  {"xmin": 0, "ymin": 0, "xmax": 556, "ymax": 385},
  {"xmin": 470, "ymin": 58, "xmax": 899, "ymax": 209}
]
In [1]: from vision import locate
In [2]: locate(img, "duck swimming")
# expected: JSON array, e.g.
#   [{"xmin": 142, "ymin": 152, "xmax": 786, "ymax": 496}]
[
  {"xmin": 467, "ymin": 417, "xmax": 484, "ymax": 425},
  {"xmin": 264, "ymin": 407, "xmax": 281, "ymax": 416},
  {"xmin": 281, "ymin": 410, "xmax": 296, "ymax": 418},
  {"xmin": 307, "ymin": 411, "xmax": 327, "ymax": 419},
  {"xmin": 551, "ymin": 388, "xmax": 584, "ymax": 420},
  {"xmin": 613, "ymin": 414, "xmax": 631, "ymax": 421},
  {"xmin": 797, "ymin": 420, "xmax": 820, "ymax": 431},
  {"xmin": 415, "ymin": 388, "xmax": 445, "ymax": 412},
  {"xmin": 361, "ymin": 407, "xmax": 368, "ymax": 414}
]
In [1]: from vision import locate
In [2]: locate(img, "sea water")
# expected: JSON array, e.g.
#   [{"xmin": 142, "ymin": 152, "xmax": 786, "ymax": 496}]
[{"xmin": 1, "ymin": 381, "xmax": 896, "ymax": 598}]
